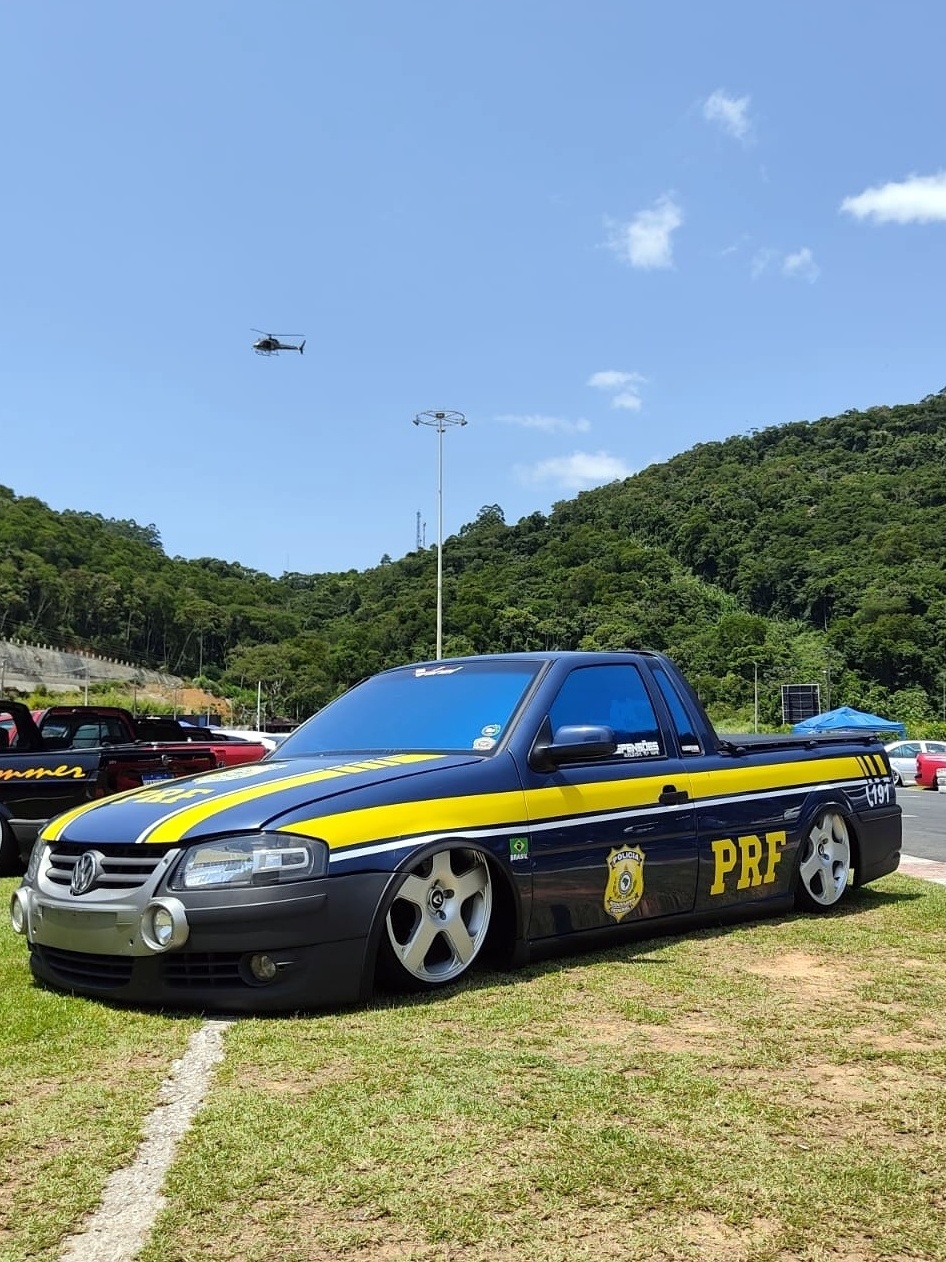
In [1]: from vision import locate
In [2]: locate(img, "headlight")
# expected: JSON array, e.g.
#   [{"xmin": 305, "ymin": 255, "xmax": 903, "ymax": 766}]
[{"xmin": 170, "ymin": 833, "xmax": 329, "ymax": 891}]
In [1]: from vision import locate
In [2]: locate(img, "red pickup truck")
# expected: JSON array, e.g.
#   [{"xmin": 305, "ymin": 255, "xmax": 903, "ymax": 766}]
[
  {"xmin": 915, "ymin": 750, "xmax": 946, "ymax": 790},
  {"xmin": 27, "ymin": 706, "xmax": 270, "ymax": 768}
]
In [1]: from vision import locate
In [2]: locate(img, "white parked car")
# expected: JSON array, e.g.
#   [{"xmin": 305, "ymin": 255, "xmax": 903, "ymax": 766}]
[
  {"xmin": 208, "ymin": 728, "xmax": 288, "ymax": 753},
  {"xmin": 884, "ymin": 739, "xmax": 946, "ymax": 786}
]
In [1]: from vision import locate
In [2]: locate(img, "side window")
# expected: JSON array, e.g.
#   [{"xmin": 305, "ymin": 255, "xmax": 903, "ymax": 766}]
[
  {"xmin": 548, "ymin": 665, "xmax": 664, "ymax": 759},
  {"xmin": 651, "ymin": 664, "xmax": 704, "ymax": 756}
]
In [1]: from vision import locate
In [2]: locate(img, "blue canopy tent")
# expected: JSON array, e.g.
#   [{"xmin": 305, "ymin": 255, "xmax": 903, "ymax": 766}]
[{"xmin": 792, "ymin": 706, "xmax": 905, "ymax": 736}]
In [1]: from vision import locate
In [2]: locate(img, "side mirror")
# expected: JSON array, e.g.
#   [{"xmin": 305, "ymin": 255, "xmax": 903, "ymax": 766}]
[{"xmin": 530, "ymin": 723, "xmax": 617, "ymax": 771}]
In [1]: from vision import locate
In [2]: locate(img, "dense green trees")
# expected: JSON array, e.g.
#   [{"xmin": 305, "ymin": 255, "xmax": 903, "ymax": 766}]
[{"xmin": 2, "ymin": 391, "xmax": 945, "ymax": 727}]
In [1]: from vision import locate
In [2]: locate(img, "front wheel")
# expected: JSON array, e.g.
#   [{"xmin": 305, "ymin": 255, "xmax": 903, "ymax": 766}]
[
  {"xmin": 379, "ymin": 846, "xmax": 493, "ymax": 991},
  {"xmin": 795, "ymin": 810, "xmax": 851, "ymax": 911}
]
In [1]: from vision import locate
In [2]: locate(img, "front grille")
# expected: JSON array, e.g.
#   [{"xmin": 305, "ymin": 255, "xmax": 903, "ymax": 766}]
[
  {"xmin": 34, "ymin": 945, "xmax": 134, "ymax": 989},
  {"xmin": 46, "ymin": 844, "xmax": 175, "ymax": 892},
  {"xmin": 163, "ymin": 953, "xmax": 245, "ymax": 988}
]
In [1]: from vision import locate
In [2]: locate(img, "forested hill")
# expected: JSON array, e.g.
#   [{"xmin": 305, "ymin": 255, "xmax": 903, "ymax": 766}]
[{"xmin": 2, "ymin": 391, "xmax": 945, "ymax": 728}]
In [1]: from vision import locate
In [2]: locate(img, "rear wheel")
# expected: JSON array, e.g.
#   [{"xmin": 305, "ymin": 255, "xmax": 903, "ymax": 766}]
[
  {"xmin": 379, "ymin": 846, "xmax": 493, "ymax": 991},
  {"xmin": 795, "ymin": 810, "xmax": 851, "ymax": 911}
]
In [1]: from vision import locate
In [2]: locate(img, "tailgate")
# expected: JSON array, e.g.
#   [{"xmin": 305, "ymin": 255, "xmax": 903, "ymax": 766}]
[{"xmin": 97, "ymin": 748, "xmax": 217, "ymax": 796}]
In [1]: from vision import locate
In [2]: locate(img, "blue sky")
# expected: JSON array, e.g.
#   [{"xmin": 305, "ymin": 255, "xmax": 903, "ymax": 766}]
[{"xmin": 3, "ymin": 1, "xmax": 945, "ymax": 577}]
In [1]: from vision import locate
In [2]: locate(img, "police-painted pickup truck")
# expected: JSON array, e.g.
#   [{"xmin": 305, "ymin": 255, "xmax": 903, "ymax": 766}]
[{"xmin": 10, "ymin": 651, "xmax": 902, "ymax": 1013}]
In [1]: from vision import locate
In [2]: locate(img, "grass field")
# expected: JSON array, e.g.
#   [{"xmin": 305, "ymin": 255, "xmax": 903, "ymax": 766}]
[{"xmin": 2, "ymin": 873, "xmax": 945, "ymax": 1262}]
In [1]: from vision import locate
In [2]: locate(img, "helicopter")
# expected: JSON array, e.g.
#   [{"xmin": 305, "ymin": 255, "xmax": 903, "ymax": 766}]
[{"xmin": 252, "ymin": 330, "xmax": 306, "ymax": 356}]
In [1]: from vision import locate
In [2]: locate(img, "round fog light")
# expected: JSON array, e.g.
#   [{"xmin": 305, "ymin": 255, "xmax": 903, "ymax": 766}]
[
  {"xmin": 141, "ymin": 898, "xmax": 189, "ymax": 952},
  {"xmin": 10, "ymin": 889, "xmax": 29, "ymax": 935},
  {"xmin": 151, "ymin": 906, "xmax": 175, "ymax": 947},
  {"xmin": 248, "ymin": 953, "xmax": 278, "ymax": 983}
]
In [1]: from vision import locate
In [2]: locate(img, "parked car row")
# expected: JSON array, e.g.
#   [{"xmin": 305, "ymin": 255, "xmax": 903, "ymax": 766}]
[{"xmin": 884, "ymin": 740, "xmax": 946, "ymax": 786}]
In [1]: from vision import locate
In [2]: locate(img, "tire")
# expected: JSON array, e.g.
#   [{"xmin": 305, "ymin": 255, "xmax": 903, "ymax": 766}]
[
  {"xmin": 795, "ymin": 810, "xmax": 851, "ymax": 911},
  {"xmin": 0, "ymin": 818, "xmax": 23, "ymax": 878},
  {"xmin": 379, "ymin": 846, "xmax": 493, "ymax": 991}
]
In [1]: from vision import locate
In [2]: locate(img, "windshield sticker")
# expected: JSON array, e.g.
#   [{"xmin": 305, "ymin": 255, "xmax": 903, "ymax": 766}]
[
  {"xmin": 473, "ymin": 737, "xmax": 496, "ymax": 751},
  {"xmin": 604, "ymin": 846, "xmax": 645, "ymax": 921},
  {"xmin": 413, "ymin": 666, "xmax": 463, "ymax": 677},
  {"xmin": 509, "ymin": 836, "xmax": 529, "ymax": 861},
  {"xmin": 481, "ymin": 723, "xmax": 501, "ymax": 737},
  {"xmin": 615, "ymin": 740, "xmax": 661, "ymax": 758}
]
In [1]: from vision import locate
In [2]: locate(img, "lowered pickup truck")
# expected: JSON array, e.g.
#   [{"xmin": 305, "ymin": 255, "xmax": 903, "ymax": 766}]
[
  {"xmin": 10, "ymin": 651, "xmax": 901, "ymax": 1013},
  {"xmin": 0, "ymin": 700, "xmax": 218, "ymax": 875}
]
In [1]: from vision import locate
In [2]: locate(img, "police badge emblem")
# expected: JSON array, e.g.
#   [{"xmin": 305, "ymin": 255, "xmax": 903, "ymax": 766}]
[{"xmin": 603, "ymin": 846, "xmax": 645, "ymax": 921}]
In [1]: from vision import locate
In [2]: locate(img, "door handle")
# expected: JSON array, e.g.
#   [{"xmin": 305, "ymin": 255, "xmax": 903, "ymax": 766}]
[
  {"xmin": 624, "ymin": 822, "xmax": 657, "ymax": 835},
  {"xmin": 659, "ymin": 784, "xmax": 690, "ymax": 806}
]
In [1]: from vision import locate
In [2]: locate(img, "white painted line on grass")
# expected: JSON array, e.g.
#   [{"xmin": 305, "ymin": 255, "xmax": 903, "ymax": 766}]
[{"xmin": 57, "ymin": 1019, "xmax": 231, "ymax": 1262}]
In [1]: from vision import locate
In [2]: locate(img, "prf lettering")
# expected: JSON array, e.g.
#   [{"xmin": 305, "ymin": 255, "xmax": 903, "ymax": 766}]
[
  {"xmin": 134, "ymin": 787, "xmax": 216, "ymax": 804},
  {"xmin": 710, "ymin": 830, "xmax": 787, "ymax": 896}
]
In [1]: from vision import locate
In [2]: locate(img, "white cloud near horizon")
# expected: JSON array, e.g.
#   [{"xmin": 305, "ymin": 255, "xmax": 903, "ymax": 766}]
[
  {"xmin": 605, "ymin": 195, "xmax": 683, "ymax": 269},
  {"xmin": 840, "ymin": 171, "xmax": 946, "ymax": 223},
  {"xmin": 703, "ymin": 89, "xmax": 752, "ymax": 141},
  {"xmin": 518, "ymin": 451, "xmax": 633, "ymax": 491},
  {"xmin": 587, "ymin": 369, "xmax": 647, "ymax": 411},
  {"xmin": 496, "ymin": 412, "xmax": 591, "ymax": 434},
  {"xmin": 782, "ymin": 247, "xmax": 820, "ymax": 282}
]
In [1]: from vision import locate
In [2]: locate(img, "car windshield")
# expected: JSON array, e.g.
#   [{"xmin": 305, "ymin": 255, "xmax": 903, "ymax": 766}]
[{"xmin": 277, "ymin": 660, "xmax": 543, "ymax": 756}]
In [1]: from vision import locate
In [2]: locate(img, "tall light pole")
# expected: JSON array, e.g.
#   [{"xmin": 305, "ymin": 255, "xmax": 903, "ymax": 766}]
[{"xmin": 413, "ymin": 409, "xmax": 467, "ymax": 660}]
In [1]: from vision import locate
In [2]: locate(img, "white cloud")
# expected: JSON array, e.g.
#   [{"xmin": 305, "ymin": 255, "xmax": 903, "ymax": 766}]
[
  {"xmin": 840, "ymin": 171, "xmax": 946, "ymax": 223},
  {"xmin": 612, "ymin": 391, "xmax": 643, "ymax": 411},
  {"xmin": 606, "ymin": 195, "xmax": 683, "ymax": 269},
  {"xmin": 782, "ymin": 247, "xmax": 820, "ymax": 282},
  {"xmin": 496, "ymin": 413, "xmax": 591, "ymax": 434},
  {"xmin": 703, "ymin": 89, "xmax": 752, "ymax": 141},
  {"xmin": 751, "ymin": 246, "xmax": 819, "ymax": 282},
  {"xmin": 750, "ymin": 248, "xmax": 775, "ymax": 279},
  {"xmin": 518, "ymin": 451, "xmax": 633, "ymax": 491},
  {"xmin": 587, "ymin": 370, "xmax": 646, "ymax": 410}
]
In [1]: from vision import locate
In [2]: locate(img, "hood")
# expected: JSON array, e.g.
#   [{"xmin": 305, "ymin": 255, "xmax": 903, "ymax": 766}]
[{"xmin": 42, "ymin": 752, "xmax": 481, "ymax": 846}]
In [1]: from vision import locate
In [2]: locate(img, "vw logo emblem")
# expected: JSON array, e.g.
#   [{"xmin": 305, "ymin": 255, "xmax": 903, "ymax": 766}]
[{"xmin": 70, "ymin": 850, "xmax": 102, "ymax": 897}]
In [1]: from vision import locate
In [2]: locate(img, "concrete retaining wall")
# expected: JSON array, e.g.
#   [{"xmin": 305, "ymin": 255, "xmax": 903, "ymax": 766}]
[{"xmin": 0, "ymin": 638, "xmax": 184, "ymax": 695}]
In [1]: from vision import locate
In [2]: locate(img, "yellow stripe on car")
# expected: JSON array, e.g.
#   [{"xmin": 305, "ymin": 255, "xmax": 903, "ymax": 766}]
[
  {"xmin": 284, "ymin": 755, "xmax": 870, "ymax": 854},
  {"xmin": 142, "ymin": 754, "xmax": 442, "ymax": 843}
]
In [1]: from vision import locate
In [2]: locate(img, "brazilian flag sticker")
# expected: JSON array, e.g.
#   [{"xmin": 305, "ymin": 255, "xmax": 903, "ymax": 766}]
[{"xmin": 509, "ymin": 836, "xmax": 529, "ymax": 860}]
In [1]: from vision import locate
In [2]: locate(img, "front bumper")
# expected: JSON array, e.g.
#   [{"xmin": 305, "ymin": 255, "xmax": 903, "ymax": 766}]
[{"xmin": 15, "ymin": 866, "xmax": 392, "ymax": 1014}]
